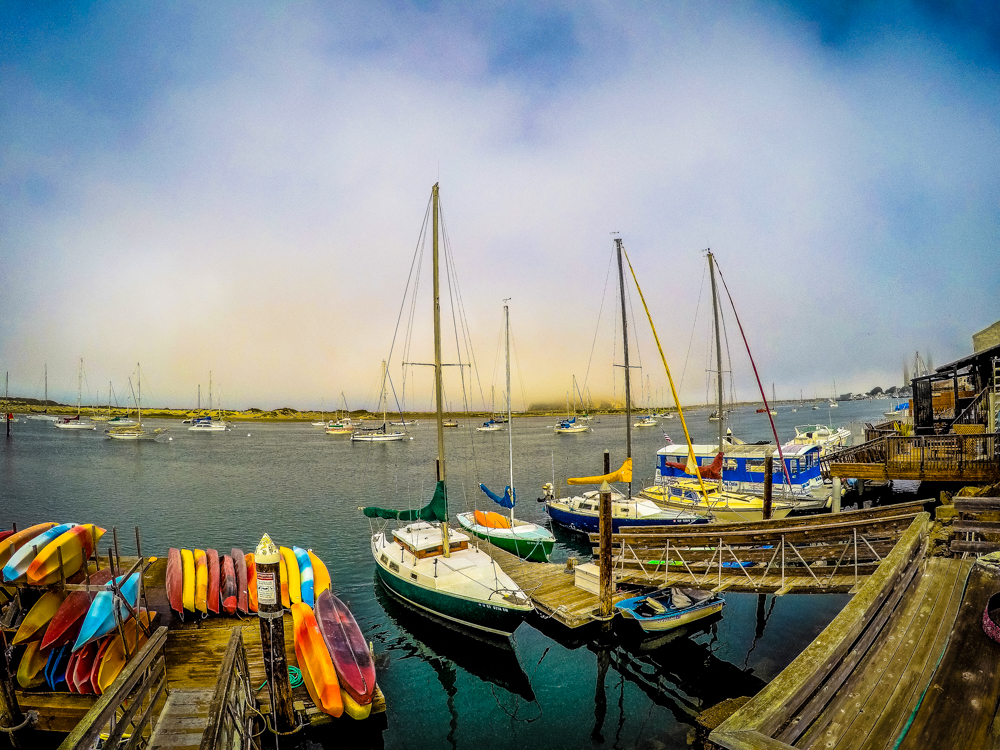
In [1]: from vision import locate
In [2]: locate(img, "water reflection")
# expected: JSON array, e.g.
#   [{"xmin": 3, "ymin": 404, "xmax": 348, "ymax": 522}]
[{"xmin": 373, "ymin": 576, "xmax": 537, "ymax": 704}]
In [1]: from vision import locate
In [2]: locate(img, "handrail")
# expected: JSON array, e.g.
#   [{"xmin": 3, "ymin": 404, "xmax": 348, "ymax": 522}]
[
  {"xmin": 200, "ymin": 627, "xmax": 257, "ymax": 750},
  {"xmin": 58, "ymin": 626, "xmax": 168, "ymax": 750},
  {"xmin": 949, "ymin": 384, "xmax": 990, "ymax": 429}
]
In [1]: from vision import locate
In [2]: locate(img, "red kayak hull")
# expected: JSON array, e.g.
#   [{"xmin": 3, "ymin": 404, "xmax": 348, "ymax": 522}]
[
  {"xmin": 232, "ymin": 548, "xmax": 248, "ymax": 614},
  {"xmin": 221, "ymin": 555, "xmax": 237, "ymax": 615},
  {"xmin": 41, "ymin": 568, "xmax": 114, "ymax": 650},
  {"xmin": 166, "ymin": 548, "xmax": 183, "ymax": 616},
  {"xmin": 206, "ymin": 549, "xmax": 220, "ymax": 614},
  {"xmin": 314, "ymin": 589, "xmax": 376, "ymax": 705},
  {"xmin": 72, "ymin": 640, "xmax": 100, "ymax": 694}
]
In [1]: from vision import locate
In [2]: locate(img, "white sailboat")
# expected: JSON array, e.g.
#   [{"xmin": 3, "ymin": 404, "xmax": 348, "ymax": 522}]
[
  {"xmin": 361, "ymin": 184, "xmax": 532, "ymax": 636},
  {"xmin": 25, "ymin": 364, "xmax": 59, "ymax": 421},
  {"xmin": 311, "ymin": 398, "xmax": 329, "ymax": 427},
  {"xmin": 326, "ymin": 392, "xmax": 356, "ymax": 434},
  {"xmin": 55, "ymin": 359, "xmax": 96, "ymax": 430},
  {"xmin": 107, "ymin": 364, "xmax": 165, "ymax": 441},
  {"xmin": 553, "ymin": 383, "xmax": 590, "ymax": 433},
  {"xmin": 634, "ymin": 376, "xmax": 658, "ymax": 427},
  {"xmin": 188, "ymin": 374, "xmax": 230, "ymax": 432},
  {"xmin": 352, "ymin": 362, "xmax": 406, "ymax": 442}
]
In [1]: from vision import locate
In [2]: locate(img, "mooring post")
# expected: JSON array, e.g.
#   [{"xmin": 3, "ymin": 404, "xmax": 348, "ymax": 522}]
[
  {"xmin": 599, "ymin": 448, "xmax": 613, "ymax": 620},
  {"xmin": 0, "ymin": 630, "xmax": 26, "ymax": 748},
  {"xmin": 763, "ymin": 449, "xmax": 773, "ymax": 521},
  {"xmin": 5, "ymin": 413, "xmax": 11, "ymax": 438},
  {"xmin": 832, "ymin": 476, "xmax": 842, "ymax": 514},
  {"xmin": 255, "ymin": 533, "xmax": 295, "ymax": 732}
]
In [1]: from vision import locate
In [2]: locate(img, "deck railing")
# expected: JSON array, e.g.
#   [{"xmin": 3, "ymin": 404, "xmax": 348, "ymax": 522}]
[
  {"xmin": 200, "ymin": 627, "xmax": 260, "ymax": 750},
  {"xmin": 822, "ymin": 433, "xmax": 1000, "ymax": 480},
  {"xmin": 58, "ymin": 626, "xmax": 168, "ymax": 750}
]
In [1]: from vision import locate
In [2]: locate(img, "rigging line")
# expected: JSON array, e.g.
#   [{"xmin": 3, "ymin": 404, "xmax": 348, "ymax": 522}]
[
  {"xmin": 714, "ymin": 263, "xmax": 793, "ymax": 491},
  {"xmin": 385, "ymin": 193, "xmax": 433, "ymax": 373},
  {"xmin": 508, "ymin": 319, "xmax": 529, "ymax": 413},
  {"xmin": 581, "ymin": 248, "xmax": 617, "ymax": 398},
  {"xmin": 679, "ymin": 259, "xmax": 708, "ymax": 391}
]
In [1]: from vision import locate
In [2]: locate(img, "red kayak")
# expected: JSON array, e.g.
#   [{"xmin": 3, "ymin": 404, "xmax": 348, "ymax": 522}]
[
  {"xmin": 41, "ymin": 568, "xmax": 114, "ymax": 650},
  {"xmin": 71, "ymin": 640, "xmax": 100, "ymax": 694},
  {"xmin": 221, "ymin": 555, "xmax": 237, "ymax": 615},
  {"xmin": 166, "ymin": 548, "xmax": 183, "ymax": 617},
  {"xmin": 314, "ymin": 589, "xmax": 376, "ymax": 705},
  {"xmin": 89, "ymin": 635, "xmax": 116, "ymax": 695},
  {"xmin": 65, "ymin": 649, "xmax": 81, "ymax": 693},
  {"xmin": 0, "ymin": 530, "xmax": 14, "ymax": 544},
  {"xmin": 206, "ymin": 549, "xmax": 220, "ymax": 614},
  {"xmin": 232, "ymin": 548, "xmax": 248, "ymax": 614}
]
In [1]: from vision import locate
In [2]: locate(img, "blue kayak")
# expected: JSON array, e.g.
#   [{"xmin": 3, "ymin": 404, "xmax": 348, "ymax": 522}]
[
  {"xmin": 45, "ymin": 643, "xmax": 72, "ymax": 690},
  {"xmin": 293, "ymin": 546, "xmax": 314, "ymax": 607},
  {"xmin": 72, "ymin": 572, "xmax": 141, "ymax": 651}
]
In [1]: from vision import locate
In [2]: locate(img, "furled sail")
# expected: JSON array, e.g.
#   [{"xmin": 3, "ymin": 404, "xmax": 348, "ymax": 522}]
[
  {"xmin": 479, "ymin": 483, "xmax": 515, "ymax": 509},
  {"xmin": 567, "ymin": 458, "xmax": 632, "ymax": 486},
  {"xmin": 363, "ymin": 481, "xmax": 448, "ymax": 522}
]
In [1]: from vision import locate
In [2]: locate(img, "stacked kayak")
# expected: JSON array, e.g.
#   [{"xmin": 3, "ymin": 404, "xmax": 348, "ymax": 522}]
[
  {"xmin": 291, "ymin": 590, "xmax": 377, "ymax": 720},
  {"xmin": 166, "ymin": 543, "xmax": 330, "ymax": 620},
  {"xmin": 2, "ymin": 523, "xmax": 106, "ymax": 585}
]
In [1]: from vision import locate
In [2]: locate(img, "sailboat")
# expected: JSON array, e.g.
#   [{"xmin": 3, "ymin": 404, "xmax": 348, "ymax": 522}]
[
  {"xmin": 361, "ymin": 184, "xmax": 533, "ymax": 636},
  {"xmin": 641, "ymin": 251, "xmax": 795, "ymax": 522},
  {"xmin": 457, "ymin": 303, "xmax": 555, "ymax": 563},
  {"xmin": 634, "ymin": 376, "xmax": 658, "ymax": 427},
  {"xmin": 188, "ymin": 373, "xmax": 230, "ymax": 431},
  {"xmin": 352, "ymin": 362, "xmax": 406, "ymax": 442},
  {"xmin": 55, "ymin": 359, "xmax": 96, "ymax": 430},
  {"xmin": 107, "ymin": 365, "xmax": 165, "ymax": 441},
  {"xmin": 311, "ymin": 399, "xmax": 329, "ymax": 427},
  {"xmin": 476, "ymin": 387, "xmax": 505, "ymax": 431},
  {"xmin": 325, "ymin": 392, "xmax": 356, "ymax": 435},
  {"xmin": 553, "ymin": 383, "xmax": 590, "ymax": 433},
  {"xmin": 26, "ymin": 365, "xmax": 59, "ymax": 421},
  {"xmin": 544, "ymin": 238, "xmax": 708, "ymax": 534}
]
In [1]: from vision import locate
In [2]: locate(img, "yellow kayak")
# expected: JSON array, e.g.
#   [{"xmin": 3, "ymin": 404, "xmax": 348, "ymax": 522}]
[
  {"xmin": 340, "ymin": 688, "xmax": 372, "ymax": 720},
  {"xmin": 291, "ymin": 603, "xmax": 342, "ymax": 717},
  {"xmin": 13, "ymin": 590, "xmax": 67, "ymax": 645},
  {"xmin": 0, "ymin": 522, "xmax": 57, "ymax": 568},
  {"xmin": 194, "ymin": 549, "xmax": 208, "ymax": 614},
  {"xmin": 308, "ymin": 550, "xmax": 331, "ymax": 597},
  {"xmin": 16, "ymin": 641, "xmax": 48, "ymax": 689},
  {"xmin": 279, "ymin": 547, "xmax": 301, "ymax": 605},
  {"xmin": 96, "ymin": 610, "xmax": 158, "ymax": 693},
  {"xmin": 181, "ymin": 549, "xmax": 196, "ymax": 612},
  {"xmin": 27, "ymin": 524, "xmax": 106, "ymax": 585}
]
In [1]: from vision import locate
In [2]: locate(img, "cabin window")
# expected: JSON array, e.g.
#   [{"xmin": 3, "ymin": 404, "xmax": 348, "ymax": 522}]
[
  {"xmin": 411, "ymin": 572, "xmax": 418, "ymax": 580},
  {"xmin": 746, "ymin": 459, "xmax": 765, "ymax": 472},
  {"xmin": 380, "ymin": 554, "xmax": 388, "ymax": 564},
  {"xmin": 389, "ymin": 561, "xmax": 399, "ymax": 573},
  {"xmin": 724, "ymin": 459, "xmax": 737, "ymax": 471}
]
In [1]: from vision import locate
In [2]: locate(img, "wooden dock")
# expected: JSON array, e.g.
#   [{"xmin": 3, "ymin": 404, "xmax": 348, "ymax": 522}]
[{"xmin": 709, "ymin": 510, "xmax": 1000, "ymax": 749}]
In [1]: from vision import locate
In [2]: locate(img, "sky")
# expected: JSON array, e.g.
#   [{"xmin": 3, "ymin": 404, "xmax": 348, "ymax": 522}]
[{"xmin": 2, "ymin": 1, "xmax": 998, "ymax": 412}]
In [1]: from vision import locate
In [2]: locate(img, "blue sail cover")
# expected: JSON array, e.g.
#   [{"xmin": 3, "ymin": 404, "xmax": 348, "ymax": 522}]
[{"xmin": 479, "ymin": 483, "xmax": 515, "ymax": 509}]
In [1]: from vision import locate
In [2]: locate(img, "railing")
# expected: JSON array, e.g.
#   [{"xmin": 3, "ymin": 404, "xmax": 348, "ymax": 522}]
[
  {"xmin": 58, "ymin": 626, "xmax": 168, "ymax": 750},
  {"xmin": 200, "ymin": 628, "xmax": 260, "ymax": 750},
  {"xmin": 820, "ymin": 436, "xmax": 889, "ymax": 474},
  {"xmin": 950, "ymin": 496, "xmax": 1000, "ymax": 556},
  {"xmin": 864, "ymin": 419, "xmax": 905, "ymax": 442},
  {"xmin": 949, "ymin": 385, "xmax": 990, "ymax": 431},
  {"xmin": 823, "ymin": 433, "xmax": 1000, "ymax": 479}
]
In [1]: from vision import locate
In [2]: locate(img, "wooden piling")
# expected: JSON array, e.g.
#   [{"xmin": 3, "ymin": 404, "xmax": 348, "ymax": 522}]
[
  {"xmin": 763, "ymin": 450, "xmax": 773, "ymax": 521},
  {"xmin": 599, "ymin": 450, "xmax": 613, "ymax": 619},
  {"xmin": 254, "ymin": 533, "xmax": 295, "ymax": 733}
]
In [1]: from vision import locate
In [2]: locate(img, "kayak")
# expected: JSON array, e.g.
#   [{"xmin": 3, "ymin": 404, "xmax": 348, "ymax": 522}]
[
  {"xmin": 89, "ymin": 636, "xmax": 116, "ymax": 694},
  {"xmin": 280, "ymin": 547, "xmax": 301, "ymax": 606},
  {"xmin": 26, "ymin": 524, "xmax": 106, "ymax": 585},
  {"xmin": 194, "ymin": 550, "xmax": 208, "ymax": 614},
  {"xmin": 13, "ymin": 590, "xmax": 67, "ymax": 645},
  {"xmin": 291, "ymin": 602, "xmax": 343, "ymax": 717},
  {"xmin": 16, "ymin": 641, "xmax": 48, "ymax": 689},
  {"xmin": 3, "ymin": 523, "xmax": 76, "ymax": 582},
  {"xmin": 221, "ymin": 555, "xmax": 237, "ymax": 615},
  {"xmin": 45, "ymin": 643, "xmax": 72, "ymax": 690},
  {"xmin": 308, "ymin": 551, "xmax": 331, "ymax": 597},
  {"xmin": 293, "ymin": 547, "xmax": 314, "ymax": 606},
  {"xmin": 314, "ymin": 589, "xmax": 376, "ymax": 706},
  {"xmin": 41, "ymin": 568, "xmax": 115, "ymax": 649},
  {"xmin": 245, "ymin": 553, "xmax": 258, "ymax": 612},
  {"xmin": 206, "ymin": 549, "xmax": 220, "ymax": 615},
  {"xmin": 70, "ymin": 640, "xmax": 100, "ymax": 694},
  {"xmin": 166, "ymin": 548, "xmax": 183, "ymax": 617},
  {"xmin": 96, "ymin": 610, "xmax": 158, "ymax": 693},
  {"xmin": 232, "ymin": 548, "xmax": 248, "ymax": 614},
  {"xmin": 72, "ymin": 572, "xmax": 141, "ymax": 651},
  {"xmin": 181, "ymin": 549, "xmax": 196, "ymax": 612},
  {"xmin": 0, "ymin": 523, "xmax": 57, "ymax": 568}
]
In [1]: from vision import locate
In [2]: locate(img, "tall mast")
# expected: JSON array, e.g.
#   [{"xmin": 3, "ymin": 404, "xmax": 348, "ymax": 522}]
[
  {"xmin": 77, "ymin": 358, "xmax": 83, "ymax": 417},
  {"xmin": 198, "ymin": 384, "xmax": 201, "ymax": 411},
  {"xmin": 431, "ymin": 183, "xmax": 450, "ymax": 555},
  {"xmin": 137, "ymin": 363, "xmax": 142, "ymax": 425},
  {"xmin": 504, "ymin": 301, "xmax": 514, "ymax": 524},
  {"xmin": 44, "ymin": 364, "xmax": 48, "ymax": 412},
  {"xmin": 615, "ymin": 237, "xmax": 632, "ymax": 499},
  {"xmin": 209, "ymin": 371, "xmax": 213, "ymax": 411},
  {"xmin": 708, "ymin": 251, "xmax": 725, "ymax": 460},
  {"xmin": 381, "ymin": 361, "xmax": 388, "ymax": 427}
]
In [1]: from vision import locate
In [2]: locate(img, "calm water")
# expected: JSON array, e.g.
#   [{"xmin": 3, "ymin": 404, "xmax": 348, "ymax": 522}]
[{"xmin": 1, "ymin": 400, "xmax": 897, "ymax": 749}]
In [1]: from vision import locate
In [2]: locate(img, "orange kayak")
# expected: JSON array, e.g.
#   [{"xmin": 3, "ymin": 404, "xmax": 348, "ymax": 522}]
[
  {"xmin": 291, "ymin": 603, "xmax": 343, "ymax": 717},
  {"xmin": 308, "ymin": 551, "xmax": 331, "ymax": 597},
  {"xmin": 0, "ymin": 523, "xmax": 57, "ymax": 568},
  {"xmin": 27, "ymin": 524, "xmax": 106, "ymax": 585},
  {"xmin": 13, "ymin": 590, "xmax": 67, "ymax": 645},
  {"xmin": 194, "ymin": 550, "xmax": 208, "ymax": 614},
  {"xmin": 245, "ymin": 553, "xmax": 258, "ymax": 612},
  {"xmin": 96, "ymin": 610, "xmax": 158, "ymax": 693}
]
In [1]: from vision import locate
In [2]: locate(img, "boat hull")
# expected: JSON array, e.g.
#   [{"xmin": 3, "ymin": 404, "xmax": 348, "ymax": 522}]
[
  {"xmin": 455, "ymin": 514, "xmax": 553, "ymax": 563},
  {"xmin": 544, "ymin": 503, "xmax": 707, "ymax": 534},
  {"xmin": 619, "ymin": 598, "xmax": 725, "ymax": 632}
]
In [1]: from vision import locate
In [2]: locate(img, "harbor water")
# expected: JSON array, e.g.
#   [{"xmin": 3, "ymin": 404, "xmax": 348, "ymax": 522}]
[{"xmin": 1, "ymin": 400, "xmax": 901, "ymax": 748}]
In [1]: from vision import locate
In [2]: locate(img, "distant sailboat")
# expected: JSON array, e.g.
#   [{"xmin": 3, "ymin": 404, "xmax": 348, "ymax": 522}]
[
  {"xmin": 55, "ymin": 360, "xmax": 96, "ymax": 430},
  {"xmin": 107, "ymin": 365, "xmax": 165, "ymax": 441},
  {"xmin": 26, "ymin": 364, "xmax": 59, "ymax": 421}
]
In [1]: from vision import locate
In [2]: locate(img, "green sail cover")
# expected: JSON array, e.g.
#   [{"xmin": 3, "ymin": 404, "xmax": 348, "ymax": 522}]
[{"xmin": 362, "ymin": 480, "xmax": 448, "ymax": 523}]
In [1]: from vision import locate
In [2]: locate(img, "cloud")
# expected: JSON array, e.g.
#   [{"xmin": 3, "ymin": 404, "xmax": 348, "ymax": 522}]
[{"xmin": 1, "ymin": 1, "xmax": 998, "ymax": 409}]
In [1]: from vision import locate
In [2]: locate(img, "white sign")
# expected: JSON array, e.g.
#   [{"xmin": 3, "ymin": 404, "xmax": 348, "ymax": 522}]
[{"xmin": 257, "ymin": 571, "xmax": 277, "ymax": 606}]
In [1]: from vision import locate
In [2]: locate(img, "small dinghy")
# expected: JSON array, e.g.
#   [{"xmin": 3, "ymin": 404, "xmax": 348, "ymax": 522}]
[{"xmin": 615, "ymin": 587, "xmax": 724, "ymax": 633}]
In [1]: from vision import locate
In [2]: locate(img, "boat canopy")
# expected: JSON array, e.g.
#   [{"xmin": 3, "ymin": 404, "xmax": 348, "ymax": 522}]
[
  {"xmin": 567, "ymin": 458, "xmax": 632, "ymax": 486},
  {"xmin": 479, "ymin": 483, "xmax": 515, "ymax": 509},
  {"xmin": 363, "ymin": 480, "xmax": 448, "ymax": 523}
]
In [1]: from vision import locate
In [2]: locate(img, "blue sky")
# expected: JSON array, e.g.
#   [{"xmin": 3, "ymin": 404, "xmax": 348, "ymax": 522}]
[{"xmin": 2, "ymin": 1, "xmax": 998, "ymax": 411}]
